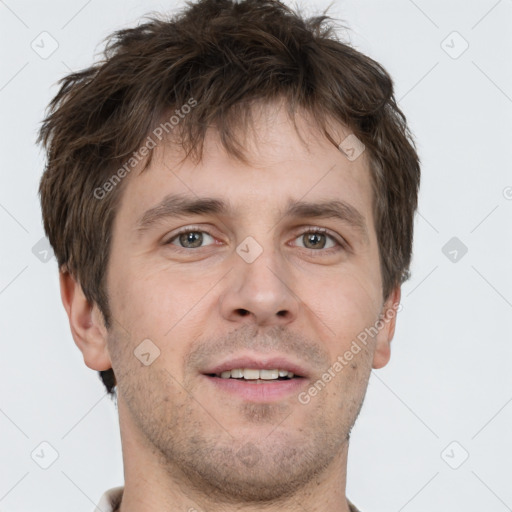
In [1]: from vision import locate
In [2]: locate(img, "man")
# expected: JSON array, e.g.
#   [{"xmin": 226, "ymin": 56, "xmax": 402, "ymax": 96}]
[{"xmin": 38, "ymin": 0, "xmax": 420, "ymax": 510}]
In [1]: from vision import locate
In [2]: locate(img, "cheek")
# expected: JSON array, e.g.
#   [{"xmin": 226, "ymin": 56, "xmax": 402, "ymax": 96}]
[
  {"xmin": 110, "ymin": 263, "xmax": 217, "ymax": 342},
  {"xmin": 299, "ymin": 269, "xmax": 382, "ymax": 369},
  {"xmin": 302, "ymin": 267, "xmax": 381, "ymax": 324},
  {"xmin": 107, "ymin": 271, "xmax": 204, "ymax": 386}
]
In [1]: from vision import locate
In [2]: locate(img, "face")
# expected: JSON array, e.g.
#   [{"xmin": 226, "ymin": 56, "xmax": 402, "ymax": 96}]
[{"xmin": 101, "ymin": 102, "xmax": 399, "ymax": 502}]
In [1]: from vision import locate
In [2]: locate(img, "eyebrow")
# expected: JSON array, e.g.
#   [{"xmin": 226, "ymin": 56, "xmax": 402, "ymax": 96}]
[{"xmin": 135, "ymin": 193, "xmax": 369, "ymax": 243}]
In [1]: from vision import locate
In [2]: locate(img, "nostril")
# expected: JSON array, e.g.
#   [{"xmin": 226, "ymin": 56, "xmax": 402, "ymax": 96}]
[{"xmin": 237, "ymin": 309, "xmax": 250, "ymax": 316}]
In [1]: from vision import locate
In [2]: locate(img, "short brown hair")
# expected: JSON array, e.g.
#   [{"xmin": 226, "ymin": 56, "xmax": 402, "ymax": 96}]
[{"xmin": 38, "ymin": 0, "xmax": 421, "ymax": 397}]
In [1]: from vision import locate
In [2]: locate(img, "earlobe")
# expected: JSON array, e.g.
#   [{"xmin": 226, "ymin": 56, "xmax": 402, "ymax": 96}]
[
  {"xmin": 59, "ymin": 270, "xmax": 112, "ymax": 372},
  {"xmin": 372, "ymin": 286, "xmax": 401, "ymax": 369}
]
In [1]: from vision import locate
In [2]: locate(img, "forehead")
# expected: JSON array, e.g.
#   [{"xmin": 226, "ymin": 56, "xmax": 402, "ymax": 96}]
[{"xmin": 116, "ymin": 103, "xmax": 375, "ymax": 236}]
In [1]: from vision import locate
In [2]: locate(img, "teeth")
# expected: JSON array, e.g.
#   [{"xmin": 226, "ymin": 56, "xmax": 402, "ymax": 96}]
[
  {"xmin": 260, "ymin": 369, "xmax": 279, "ymax": 380},
  {"xmin": 218, "ymin": 368, "xmax": 296, "ymax": 380},
  {"xmin": 243, "ymin": 368, "xmax": 260, "ymax": 380}
]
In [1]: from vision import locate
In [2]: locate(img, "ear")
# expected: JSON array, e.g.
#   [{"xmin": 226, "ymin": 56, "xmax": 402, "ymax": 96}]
[
  {"xmin": 59, "ymin": 269, "xmax": 112, "ymax": 371},
  {"xmin": 372, "ymin": 285, "xmax": 401, "ymax": 369}
]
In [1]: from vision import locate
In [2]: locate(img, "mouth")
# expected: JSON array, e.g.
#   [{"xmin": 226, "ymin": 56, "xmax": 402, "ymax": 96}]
[
  {"xmin": 201, "ymin": 356, "xmax": 309, "ymax": 401},
  {"xmin": 202, "ymin": 355, "xmax": 308, "ymax": 380},
  {"xmin": 206, "ymin": 368, "xmax": 300, "ymax": 381}
]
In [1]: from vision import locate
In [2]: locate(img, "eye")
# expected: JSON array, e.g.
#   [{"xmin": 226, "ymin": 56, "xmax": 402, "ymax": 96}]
[
  {"xmin": 165, "ymin": 228, "xmax": 216, "ymax": 249},
  {"xmin": 164, "ymin": 226, "xmax": 345, "ymax": 253},
  {"xmin": 292, "ymin": 228, "xmax": 343, "ymax": 252}
]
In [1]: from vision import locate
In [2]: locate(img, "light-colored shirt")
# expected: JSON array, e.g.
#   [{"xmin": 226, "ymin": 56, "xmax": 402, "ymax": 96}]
[
  {"xmin": 93, "ymin": 486, "xmax": 123, "ymax": 512},
  {"xmin": 94, "ymin": 486, "xmax": 361, "ymax": 512}
]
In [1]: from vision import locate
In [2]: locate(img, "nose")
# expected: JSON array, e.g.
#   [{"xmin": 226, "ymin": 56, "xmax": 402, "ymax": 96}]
[{"xmin": 218, "ymin": 242, "xmax": 299, "ymax": 327}]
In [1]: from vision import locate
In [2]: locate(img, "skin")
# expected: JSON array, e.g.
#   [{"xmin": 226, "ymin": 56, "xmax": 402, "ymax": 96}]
[{"xmin": 60, "ymin": 100, "xmax": 400, "ymax": 512}]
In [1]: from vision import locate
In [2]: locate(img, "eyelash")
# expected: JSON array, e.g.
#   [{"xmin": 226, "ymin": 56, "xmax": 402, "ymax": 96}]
[{"xmin": 164, "ymin": 225, "xmax": 346, "ymax": 254}]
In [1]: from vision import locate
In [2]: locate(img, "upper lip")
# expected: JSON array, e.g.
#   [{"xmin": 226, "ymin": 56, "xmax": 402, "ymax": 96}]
[{"xmin": 202, "ymin": 354, "xmax": 310, "ymax": 378}]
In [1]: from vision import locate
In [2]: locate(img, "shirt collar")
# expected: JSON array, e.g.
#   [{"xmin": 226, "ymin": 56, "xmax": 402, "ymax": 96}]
[{"xmin": 94, "ymin": 486, "xmax": 123, "ymax": 512}]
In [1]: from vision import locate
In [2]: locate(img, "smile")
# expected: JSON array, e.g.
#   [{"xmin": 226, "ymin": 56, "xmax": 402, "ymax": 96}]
[{"xmin": 212, "ymin": 368, "xmax": 297, "ymax": 380}]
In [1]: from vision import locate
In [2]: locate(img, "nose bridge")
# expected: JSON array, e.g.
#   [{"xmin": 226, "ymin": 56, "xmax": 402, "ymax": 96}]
[{"xmin": 219, "ymin": 231, "xmax": 299, "ymax": 326}]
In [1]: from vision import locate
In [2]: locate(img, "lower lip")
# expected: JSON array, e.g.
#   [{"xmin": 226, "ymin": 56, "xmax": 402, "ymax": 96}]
[{"xmin": 203, "ymin": 375, "xmax": 307, "ymax": 402}]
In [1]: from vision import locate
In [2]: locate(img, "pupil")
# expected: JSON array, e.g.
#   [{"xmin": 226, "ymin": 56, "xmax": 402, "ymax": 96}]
[
  {"xmin": 305, "ymin": 233, "xmax": 325, "ymax": 249},
  {"xmin": 180, "ymin": 232, "xmax": 202, "ymax": 248}
]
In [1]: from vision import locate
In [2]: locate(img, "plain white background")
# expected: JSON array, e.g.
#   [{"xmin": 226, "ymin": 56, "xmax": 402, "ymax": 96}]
[{"xmin": 1, "ymin": 0, "xmax": 511, "ymax": 511}]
